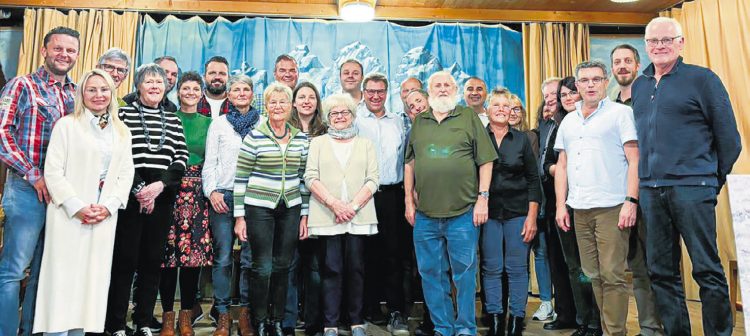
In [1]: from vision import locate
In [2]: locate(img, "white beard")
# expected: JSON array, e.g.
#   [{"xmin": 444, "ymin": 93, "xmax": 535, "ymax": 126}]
[{"xmin": 428, "ymin": 96, "xmax": 458, "ymax": 113}]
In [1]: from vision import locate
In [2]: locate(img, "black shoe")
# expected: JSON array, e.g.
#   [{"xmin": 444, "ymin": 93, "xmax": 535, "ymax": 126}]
[
  {"xmin": 366, "ymin": 306, "xmax": 387, "ymax": 325},
  {"xmin": 133, "ymin": 327, "xmax": 154, "ymax": 336},
  {"xmin": 283, "ymin": 327, "xmax": 296, "ymax": 336},
  {"xmin": 543, "ymin": 320, "xmax": 578, "ymax": 330},
  {"xmin": 506, "ymin": 316, "xmax": 523, "ymax": 336},
  {"xmin": 148, "ymin": 317, "xmax": 162, "ymax": 333},
  {"xmin": 584, "ymin": 328, "xmax": 603, "ymax": 336},
  {"xmin": 387, "ymin": 311, "xmax": 409, "ymax": 335},
  {"xmin": 487, "ymin": 313, "xmax": 505, "ymax": 336},
  {"xmin": 414, "ymin": 320, "xmax": 434, "ymax": 336},
  {"xmin": 570, "ymin": 325, "xmax": 588, "ymax": 336}
]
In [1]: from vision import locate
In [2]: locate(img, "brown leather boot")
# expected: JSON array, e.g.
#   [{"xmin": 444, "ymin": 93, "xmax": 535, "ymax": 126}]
[
  {"xmin": 178, "ymin": 309, "xmax": 195, "ymax": 336},
  {"xmin": 213, "ymin": 312, "xmax": 232, "ymax": 336},
  {"xmin": 238, "ymin": 307, "xmax": 256, "ymax": 336},
  {"xmin": 161, "ymin": 311, "xmax": 177, "ymax": 336}
]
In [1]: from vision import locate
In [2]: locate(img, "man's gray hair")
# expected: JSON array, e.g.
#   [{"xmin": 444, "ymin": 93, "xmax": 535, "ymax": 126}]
[
  {"xmin": 400, "ymin": 77, "xmax": 423, "ymax": 89},
  {"xmin": 133, "ymin": 63, "xmax": 167, "ymax": 93},
  {"xmin": 540, "ymin": 77, "xmax": 562, "ymax": 92},
  {"xmin": 227, "ymin": 74, "xmax": 254, "ymax": 92},
  {"xmin": 575, "ymin": 60, "xmax": 609, "ymax": 79},
  {"xmin": 98, "ymin": 47, "xmax": 131, "ymax": 68},
  {"xmin": 363, "ymin": 72, "xmax": 388, "ymax": 91},
  {"xmin": 427, "ymin": 71, "xmax": 457, "ymax": 89},
  {"xmin": 646, "ymin": 17, "xmax": 683, "ymax": 37}
]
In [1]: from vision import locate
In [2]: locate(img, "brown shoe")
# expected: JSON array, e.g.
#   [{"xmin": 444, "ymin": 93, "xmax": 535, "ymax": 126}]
[
  {"xmin": 161, "ymin": 311, "xmax": 177, "ymax": 336},
  {"xmin": 238, "ymin": 307, "xmax": 256, "ymax": 336},
  {"xmin": 178, "ymin": 309, "xmax": 195, "ymax": 336},
  {"xmin": 213, "ymin": 312, "xmax": 232, "ymax": 336}
]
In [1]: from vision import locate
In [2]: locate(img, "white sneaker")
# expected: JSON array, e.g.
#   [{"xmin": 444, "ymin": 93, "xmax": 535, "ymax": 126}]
[
  {"xmin": 532, "ymin": 301, "xmax": 555, "ymax": 321},
  {"xmin": 112, "ymin": 331, "xmax": 127, "ymax": 336}
]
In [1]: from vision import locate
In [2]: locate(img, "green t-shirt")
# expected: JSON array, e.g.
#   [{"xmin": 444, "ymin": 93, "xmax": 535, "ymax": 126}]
[
  {"xmin": 175, "ymin": 111, "xmax": 212, "ymax": 166},
  {"xmin": 405, "ymin": 105, "xmax": 498, "ymax": 218}
]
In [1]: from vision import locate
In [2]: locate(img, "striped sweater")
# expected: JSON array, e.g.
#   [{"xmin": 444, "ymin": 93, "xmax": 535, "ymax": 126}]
[
  {"xmin": 234, "ymin": 121, "xmax": 310, "ymax": 217},
  {"xmin": 119, "ymin": 101, "xmax": 189, "ymax": 193}
]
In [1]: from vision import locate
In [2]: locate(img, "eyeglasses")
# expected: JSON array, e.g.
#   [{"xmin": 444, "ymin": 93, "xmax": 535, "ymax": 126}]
[
  {"xmin": 490, "ymin": 105, "xmax": 511, "ymax": 112},
  {"xmin": 329, "ymin": 110, "xmax": 352, "ymax": 118},
  {"xmin": 510, "ymin": 107, "xmax": 522, "ymax": 114},
  {"xmin": 100, "ymin": 63, "xmax": 129, "ymax": 76},
  {"xmin": 576, "ymin": 77, "xmax": 606, "ymax": 85},
  {"xmin": 364, "ymin": 89, "xmax": 387, "ymax": 97},
  {"xmin": 560, "ymin": 91, "xmax": 579, "ymax": 99},
  {"xmin": 645, "ymin": 36, "xmax": 682, "ymax": 47}
]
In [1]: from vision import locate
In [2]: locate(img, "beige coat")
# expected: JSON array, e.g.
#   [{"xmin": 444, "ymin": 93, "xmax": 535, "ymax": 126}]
[
  {"xmin": 33, "ymin": 114, "xmax": 133, "ymax": 333},
  {"xmin": 304, "ymin": 135, "xmax": 379, "ymax": 228}
]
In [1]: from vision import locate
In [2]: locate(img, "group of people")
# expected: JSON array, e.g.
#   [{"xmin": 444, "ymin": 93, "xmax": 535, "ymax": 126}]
[{"xmin": 0, "ymin": 15, "xmax": 742, "ymax": 336}]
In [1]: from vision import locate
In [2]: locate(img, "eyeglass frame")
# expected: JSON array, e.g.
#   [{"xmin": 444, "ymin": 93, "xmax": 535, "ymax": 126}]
[
  {"xmin": 99, "ymin": 63, "xmax": 129, "ymax": 76},
  {"xmin": 328, "ymin": 109, "xmax": 353, "ymax": 118},
  {"xmin": 576, "ymin": 77, "xmax": 607, "ymax": 86},
  {"xmin": 645, "ymin": 35, "xmax": 682, "ymax": 47}
]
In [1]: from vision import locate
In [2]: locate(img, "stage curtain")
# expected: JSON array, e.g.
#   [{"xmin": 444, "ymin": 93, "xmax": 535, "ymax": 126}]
[
  {"xmin": 17, "ymin": 8, "xmax": 139, "ymax": 97},
  {"xmin": 523, "ymin": 22, "xmax": 589, "ymax": 130},
  {"xmin": 661, "ymin": 0, "xmax": 750, "ymax": 302}
]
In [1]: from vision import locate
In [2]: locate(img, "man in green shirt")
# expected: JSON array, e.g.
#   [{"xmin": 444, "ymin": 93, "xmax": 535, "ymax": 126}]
[{"xmin": 404, "ymin": 71, "xmax": 496, "ymax": 336}]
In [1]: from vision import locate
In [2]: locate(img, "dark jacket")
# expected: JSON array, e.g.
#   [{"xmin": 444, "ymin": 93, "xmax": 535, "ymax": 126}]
[
  {"xmin": 631, "ymin": 57, "xmax": 741, "ymax": 189},
  {"xmin": 123, "ymin": 91, "xmax": 178, "ymax": 112}
]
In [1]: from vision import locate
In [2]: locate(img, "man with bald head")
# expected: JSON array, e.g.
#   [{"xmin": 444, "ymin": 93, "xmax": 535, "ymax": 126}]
[
  {"xmin": 463, "ymin": 77, "xmax": 488, "ymax": 126},
  {"xmin": 632, "ymin": 17, "xmax": 741, "ymax": 336},
  {"xmin": 405, "ymin": 71, "xmax": 496, "ymax": 336}
]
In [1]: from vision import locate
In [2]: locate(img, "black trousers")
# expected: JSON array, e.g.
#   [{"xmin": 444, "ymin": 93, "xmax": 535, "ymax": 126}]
[
  {"xmin": 300, "ymin": 238, "xmax": 324, "ymax": 332},
  {"xmin": 364, "ymin": 185, "xmax": 410, "ymax": 314},
  {"xmin": 322, "ymin": 234, "xmax": 365, "ymax": 327},
  {"xmin": 543, "ymin": 214, "xmax": 577, "ymax": 324},
  {"xmin": 641, "ymin": 185, "xmax": 733, "ymax": 336},
  {"xmin": 159, "ymin": 267, "xmax": 201, "ymax": 311},
  {"xmin": 105, "ymin": 195, "xmax": 173, "ymax": 331},
  {"xmin": 246, "ymin": 204, "xmax": 301, "ymax": 323}
]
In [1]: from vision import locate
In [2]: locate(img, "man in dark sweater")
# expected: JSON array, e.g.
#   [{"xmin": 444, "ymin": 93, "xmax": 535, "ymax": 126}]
[{"xmin": 632, "ymin": 17, "xmax": 742, "ymax": 336}]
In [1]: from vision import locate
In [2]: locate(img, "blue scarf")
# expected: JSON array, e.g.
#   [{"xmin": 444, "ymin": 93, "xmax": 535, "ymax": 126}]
[{"xmin": 226, "ymin": 105, "xmax": 260, "ymax": 139}]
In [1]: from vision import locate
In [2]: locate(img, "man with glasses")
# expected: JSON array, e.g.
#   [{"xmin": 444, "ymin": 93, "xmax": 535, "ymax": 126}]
[
  {"xmin": 463, "ymin": 77, "xmax": 489, "ymax": 126},
  {"xmin": 610, "ymin": 44, "xmax": 665, "ymax": 336},
  {"xmin": 96, "ymin": 47, "xmax": 131, "ymax": 105},
  {"xmin": 632, "ymin": 17, "xmax": 741, "ymax": 336},
  {"xmin": 554, "ymin": 60, "xmax": 638, "ymax": 336},
  {"xmin": 354, "ymin": 72, "xmax": 409, "ymax": 335}
]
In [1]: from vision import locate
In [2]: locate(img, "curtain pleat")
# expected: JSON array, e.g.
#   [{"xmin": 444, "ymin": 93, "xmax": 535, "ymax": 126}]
[
  {"xmin": 523, "ymin": 22, "xmax": 589, "ymax": 130},
  {"xmin": 17, "ymin": 8, "xmax": 139, "ymax": 97}
]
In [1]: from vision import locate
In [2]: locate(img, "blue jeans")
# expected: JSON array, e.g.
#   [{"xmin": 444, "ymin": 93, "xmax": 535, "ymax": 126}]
[
  {"xmin": 641, "ymin": 185, "xmax": 732, "ymax": 336},
  {"xmin": 283, "ymin": 249, "xmax": 300, "ymax": 328},
  {"xmin": 532, "ymin": 231, "xmax": 552, "ymax": 301},
  {"xmin": 209, "ymin": 192, "xmax": 252, "ymax": 313},
  {"xmin": 414, "ymin": 208, "xmax": 479, "ymax": 336},
  {"xmin": 481, "ymin": 216, "xmax": 530, "ymax": 318},
  {"xmin": 0, "ymin": 174, "xmax": 46, "ymax": 336}
]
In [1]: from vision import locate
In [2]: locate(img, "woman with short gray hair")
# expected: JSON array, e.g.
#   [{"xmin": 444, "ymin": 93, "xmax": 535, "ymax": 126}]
[{"xmin": 105, "ymin": 63, "xmax": 189, "ymax": 336}]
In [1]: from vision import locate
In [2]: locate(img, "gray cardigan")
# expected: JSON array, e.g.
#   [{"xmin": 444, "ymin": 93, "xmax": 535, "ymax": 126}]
[{"xmin": 304, "ymin": 134, "xmax": 379, "ymax": 228}]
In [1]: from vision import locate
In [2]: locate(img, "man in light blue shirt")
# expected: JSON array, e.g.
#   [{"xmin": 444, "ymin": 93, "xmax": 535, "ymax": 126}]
[
  {"xmin": 354, "ymin": 72, "xmax": 409, "ymax": 334},
  {"xmin": 554, "ymin": 60, "xmax": 639, "ymax": 336}
]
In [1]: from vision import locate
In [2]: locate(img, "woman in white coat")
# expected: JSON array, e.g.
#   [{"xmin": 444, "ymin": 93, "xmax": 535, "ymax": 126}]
[{"xmin": 33, "ymin": 69, "xmax": 134, "ymax": 336}]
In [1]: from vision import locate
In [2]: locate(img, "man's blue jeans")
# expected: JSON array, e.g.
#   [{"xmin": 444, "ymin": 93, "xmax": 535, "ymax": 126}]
[
  {"xmin": 0, "ymin": 174, "xmax": 46, "ymax": 336},
  {"xmin": 414, "ymin": 208, "xmax": 479, "ymax": 336},
  {"xmin": 209, "ymin": 192, "xmax": 251, "ymax": 313},
  {"xmin": 532, "ymin": 230, "xmax": 552, "ymax": 301},
  {"xmin": 481, "ymin": 216, "xmax": 530, "ymax": 318}
]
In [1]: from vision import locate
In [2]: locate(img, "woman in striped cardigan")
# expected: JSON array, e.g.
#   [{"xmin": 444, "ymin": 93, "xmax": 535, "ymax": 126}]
[{"xmin": 233, "ymin": 82, "xmax": 310, "ymax": 336}]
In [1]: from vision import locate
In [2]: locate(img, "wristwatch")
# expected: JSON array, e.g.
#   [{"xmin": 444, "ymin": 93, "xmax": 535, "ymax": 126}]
[
  {"xmin": 352, "ymin": 203, "xmax": 361, "ymax": 213},
  {"xmin": 478, "ymin": 191, "xmax": 489, "ymax": 200},
  {"xmin": 625, "ymin": 196, "xmax": 639, "ymax": 205}
]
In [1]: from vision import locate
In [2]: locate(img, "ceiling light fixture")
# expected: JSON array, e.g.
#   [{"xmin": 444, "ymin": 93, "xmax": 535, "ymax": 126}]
[{"xmin": 339, "ymin": 0, "xmax": 376, "ymax": 22}]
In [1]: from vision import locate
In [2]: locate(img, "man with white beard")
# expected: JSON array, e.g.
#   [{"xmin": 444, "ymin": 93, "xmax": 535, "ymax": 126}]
[{"xmin": 404, "ymin": 71, "xmax": 496, "ymax": 336}]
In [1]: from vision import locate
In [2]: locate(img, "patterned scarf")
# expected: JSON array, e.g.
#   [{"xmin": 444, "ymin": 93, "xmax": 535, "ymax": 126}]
[
  {"xmin": 226, "ymin": 105, "xmax": 260, "ymax": 139},
  {"xmin": 327, "ymin": 125, "xmax": 358, "ymax": 140}
]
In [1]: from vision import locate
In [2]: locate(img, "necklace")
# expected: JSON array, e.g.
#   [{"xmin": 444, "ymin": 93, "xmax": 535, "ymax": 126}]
[
  {"xmin": 138, "ymin": 103, "xmax": 167, "ymax": 151},
  {"xmin": 268, "ymin": 121, "xmax": 289, "ymax": 140}
]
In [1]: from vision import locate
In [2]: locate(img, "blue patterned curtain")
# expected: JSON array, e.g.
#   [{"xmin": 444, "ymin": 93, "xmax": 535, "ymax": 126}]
[{"xmin": 138, "ymin": 15, "xmax": 525, "ymax": 114}]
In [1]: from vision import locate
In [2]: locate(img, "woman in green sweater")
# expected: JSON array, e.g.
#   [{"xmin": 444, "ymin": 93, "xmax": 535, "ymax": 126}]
[{"xmin": 159, "ymin": 71, "xmax": 213, "ymax": 336}]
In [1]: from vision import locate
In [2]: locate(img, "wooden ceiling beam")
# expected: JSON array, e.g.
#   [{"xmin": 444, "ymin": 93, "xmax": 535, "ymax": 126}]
[{"xmin": 0, "ymin": 0, "xmax": 656, "ymax": 25}]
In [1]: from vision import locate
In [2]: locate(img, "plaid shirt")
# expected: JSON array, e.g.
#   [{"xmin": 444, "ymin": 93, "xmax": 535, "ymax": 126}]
[
  {"xmin": 196, "ymin": 94, "xmax": 231, "ymax": 118},
  {"xmin": 0, "ymin": 66, "xmax": 76, "ymax": 184}
]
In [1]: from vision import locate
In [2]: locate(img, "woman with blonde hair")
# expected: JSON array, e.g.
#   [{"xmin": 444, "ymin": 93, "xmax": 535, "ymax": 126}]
[{"xmin": 33, "ymin": 69, "xmax": 134, "ymax": 335}]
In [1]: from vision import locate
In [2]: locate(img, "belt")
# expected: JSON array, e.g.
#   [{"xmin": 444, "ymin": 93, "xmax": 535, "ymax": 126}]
[{"xmin": 378, "ymin": 182, "xmax": 403, "ymax": 192}]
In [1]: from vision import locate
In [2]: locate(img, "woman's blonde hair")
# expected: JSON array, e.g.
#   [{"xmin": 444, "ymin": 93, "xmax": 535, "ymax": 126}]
[
  {"xmin": 509, "ymin": 94, "xmax": 528, "ymax": 131},
  {"xmin": 73, "ymin": 69, "xmax": 128, "ymax": 137}
]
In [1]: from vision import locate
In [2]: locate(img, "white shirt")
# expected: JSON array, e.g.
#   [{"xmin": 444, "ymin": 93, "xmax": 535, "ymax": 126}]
[
  {"xmin": 354, "ymin": 105, "xmax": 405, "ymax": 185},
  {"xmin": 554, "ymin": 98, "xmax": 638, "ymax": 209},
  {"xmin": 202, "ymin": 114, "xmax": 266, "ymax": 196},
  {"xmin": 206, "ymin": 96, "xmax": 226, "ymax": 119},
  {"xmin": 478, "ymin": 112, "xmax": 489, "ymax": 127}
]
